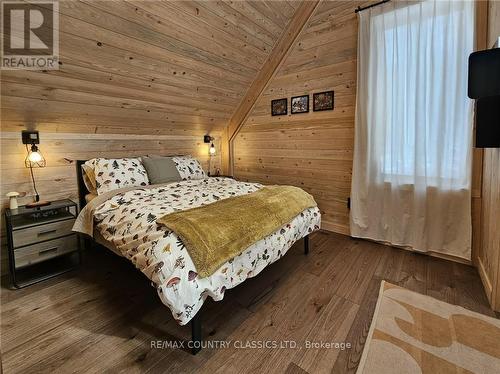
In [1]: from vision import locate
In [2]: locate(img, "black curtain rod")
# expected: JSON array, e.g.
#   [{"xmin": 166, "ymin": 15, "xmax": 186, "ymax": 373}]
[{"xmin": 355, "ymin": 0, "xmax": 390, "ymax": 13}]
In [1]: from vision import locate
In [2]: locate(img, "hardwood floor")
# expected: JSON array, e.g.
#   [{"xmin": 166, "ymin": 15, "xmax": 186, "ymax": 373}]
[{"xmin": 1, "ymin": 231, "xmax": 496, "ymax": 374}]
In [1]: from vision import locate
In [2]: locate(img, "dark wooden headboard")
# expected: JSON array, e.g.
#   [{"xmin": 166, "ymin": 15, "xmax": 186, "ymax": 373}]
[{"xmin": 76, "ymin": 160, "xmax": 89, "ymax": 210}]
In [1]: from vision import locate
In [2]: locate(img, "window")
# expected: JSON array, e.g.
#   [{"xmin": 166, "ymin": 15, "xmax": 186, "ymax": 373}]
[
  {"xmin": 366, "ymin": 1, "xmax": 474, "ymax": 187},
  {"xmin": 351, "ymin": 0, "xmax": 475, "ymax": 258}
]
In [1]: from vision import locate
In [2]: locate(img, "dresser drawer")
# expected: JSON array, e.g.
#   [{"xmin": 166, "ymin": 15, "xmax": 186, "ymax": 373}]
[
  {"xmin": 12, "ymin": 219, "xmax": 75, "ymax": 248},
  {"xmin": 14, "ymin": 235, "xmax": 78, "ymax": 268}
]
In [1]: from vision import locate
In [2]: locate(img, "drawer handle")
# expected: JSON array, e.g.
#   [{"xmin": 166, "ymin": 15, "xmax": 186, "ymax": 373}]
[
  {"xmin": 38, "ymin": 229, "xmax": 58, "ymax": 236},
  {"xmin": 39, "ymin": 247, "xmax": 58, "ymax": 255}
]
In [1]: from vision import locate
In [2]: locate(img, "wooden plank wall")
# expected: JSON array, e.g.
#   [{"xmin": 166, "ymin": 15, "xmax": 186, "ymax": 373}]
[
  {"xmin": 233, "ymin": 1, "xmax": 370, "ymax": 234},
  {"xmin": 488, "ymin": 0, "xmax": 500, "ymax": 47},
  {"xmin": 478, "ymin": 148, "xmax": 500, "ymax": 310},
  {"xmin": 0, "ymin": 0, "xmax": 494, "ymax": 278},
  {"xmin": 233, "ymin": 0, "xmax": 487, "ymax": 247},
  {"xmin": 0, "ymin": 133, "xmax": 221, "ymax": 207},
  {"xmin": 470, "ymin": 0, "xmax": 488, "ymax": 266},
  {"xmin": 0, "ymin": 133, "xmax": 221, "ymax": 275},
  {"xmin": 0, "ymin": 0, "xmax": 300, "ymax": 277},
  {"xmin": 476, "ymin": 3, "xmax": 500, "ymax": 311}
]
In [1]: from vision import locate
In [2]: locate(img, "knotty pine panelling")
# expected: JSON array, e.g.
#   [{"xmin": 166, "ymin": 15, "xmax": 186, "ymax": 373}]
[
  {"xmin": 234, "ymin": 0, "xmax": 486, "ymax": 240},
  {"xmin": 0, "ymin": 133, "xmax": 221, "ymax": 276},
  {"xmin": 0, "ymin": 0, "xmax": 298, "ymax": 277},
  {"xmin": 1, "ymin": 0, "xmax": 297, "ymax": 134},
  {"xmin": 234, "ymin": 1, "xmax": 368, "ymax": 234},
  {"xmin": 0, "ymin": 133, "xmax": 221, "ymax": 208},
  {"xmin": 476, "ymin": 2, "xmax": 500, "ymax": 311},
  {"xmin": 488, "ymin": 0, "xmax": 500, "ymax": 47},
  {"xmin": 478, "ymin": 148, "xmax": 500, "ymax": 310}
]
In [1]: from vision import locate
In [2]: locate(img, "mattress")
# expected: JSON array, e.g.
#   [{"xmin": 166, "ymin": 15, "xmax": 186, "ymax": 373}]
[{"xmin": 85, "ymin": 177, "xmax": 321, "ymax": 325}]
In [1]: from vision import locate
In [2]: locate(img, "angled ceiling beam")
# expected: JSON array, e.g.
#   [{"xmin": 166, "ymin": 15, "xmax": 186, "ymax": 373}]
[{"xmin": 221, "ymin": 0, "xmax": 320, "ymax": 174}]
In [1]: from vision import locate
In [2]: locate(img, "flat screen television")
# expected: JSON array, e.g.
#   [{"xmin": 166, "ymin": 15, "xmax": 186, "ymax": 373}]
[
  {"xmin": 468, "ymin": 48, "xmax": 500, "ymax": 99},
  {"xmin": 468, "ymin": 47, "xmax": 500, "ymax": 148}
]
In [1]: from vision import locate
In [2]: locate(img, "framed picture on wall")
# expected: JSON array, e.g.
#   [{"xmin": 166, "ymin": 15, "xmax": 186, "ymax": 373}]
[
  {"xmin": 313, "ymin": 91, "xmax": 334, "ymax": 111},
  {"xmin": 271, "ymin": 98, "xmax": 287, "ymax": 116},
  {"xmin": 291, "ymin": 95, "xmax": 309, "ymax": 114}
]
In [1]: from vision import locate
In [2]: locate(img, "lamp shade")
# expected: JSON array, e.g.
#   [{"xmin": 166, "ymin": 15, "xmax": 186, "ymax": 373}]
[
  {"xmin": 25, "ymin": 144, "xmax": 46, "ymax": 168},
  {"xmin": 209, "ymin": 143, "xmax": 216, "ymax": 156}
]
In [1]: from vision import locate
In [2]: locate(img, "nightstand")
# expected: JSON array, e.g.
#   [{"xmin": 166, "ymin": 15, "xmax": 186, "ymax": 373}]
[{"xmin": 5, "ymin": 199, "xmax": 81, "ymax": 289}]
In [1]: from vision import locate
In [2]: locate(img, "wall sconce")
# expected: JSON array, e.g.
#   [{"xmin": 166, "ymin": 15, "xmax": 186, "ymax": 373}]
[
  {"xmin": 204, "ymin": 134, "xmax": 216, "ymax": 176},
  {"xmin": 22, "ymin": 131, "xmax": 50, "ymax": 208},
  {"xmin": 204, "ymin": 134, "xmax": 216, "ymax": 156}
]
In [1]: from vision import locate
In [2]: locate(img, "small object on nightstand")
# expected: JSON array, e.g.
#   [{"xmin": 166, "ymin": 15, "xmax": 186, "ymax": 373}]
[
  {"xmin": 4, "ymin": 199, "xmax": 81, "ymax": 289},
  {"xmin": 6, "ymin": 192, "xmax": 20, "ymax": 210}
]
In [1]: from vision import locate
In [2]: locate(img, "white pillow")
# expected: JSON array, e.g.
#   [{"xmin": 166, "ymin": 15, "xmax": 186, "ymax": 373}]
[
  {"xmin": 94, "ymin": 158, "xmax": 149, "ymax": 194},
  {"xmin": 172, "ymin": 156, "xmax": 206, "ymax": 180}
]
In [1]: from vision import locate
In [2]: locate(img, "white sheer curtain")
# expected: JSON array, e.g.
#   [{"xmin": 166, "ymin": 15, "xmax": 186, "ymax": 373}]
[{"xmin": 350, "ymin": 0, "xmax": 475, "ymax": 259}]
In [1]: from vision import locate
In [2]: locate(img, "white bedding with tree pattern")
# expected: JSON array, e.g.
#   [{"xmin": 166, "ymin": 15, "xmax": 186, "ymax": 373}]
[{"xmin": 92, "ymin": 177, "xmax": 321, "ymax": 325}]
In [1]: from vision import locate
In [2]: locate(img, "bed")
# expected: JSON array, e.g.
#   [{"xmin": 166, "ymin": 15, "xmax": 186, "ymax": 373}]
[{"xmin": 73, "ymin": 158, "xmax": 321, "ymax": 354}]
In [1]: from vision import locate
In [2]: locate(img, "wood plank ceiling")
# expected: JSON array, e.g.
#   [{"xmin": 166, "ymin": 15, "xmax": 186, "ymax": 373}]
[{"xmin": 0, "ymin": 0, "xmax": 299, "ymax": 136}]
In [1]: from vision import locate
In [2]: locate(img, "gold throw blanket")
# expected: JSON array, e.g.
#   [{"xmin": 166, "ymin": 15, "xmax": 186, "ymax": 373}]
[{"xmin": 157, "ymin": 185, "xmax": 317, "ymax": 278}]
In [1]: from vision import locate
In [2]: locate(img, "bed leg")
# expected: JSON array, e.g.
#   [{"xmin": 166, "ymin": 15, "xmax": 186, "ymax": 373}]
[
  {"xmin": 304, "ymin": 235, "xmax": 309, "ymax": 255},
  {"xmin": 191, "ymin": 311, "xmax": 202, "ymax": 355},
  {"xmin": 81, "ymin": 235, "xmax": 91, "ymax": 251}
]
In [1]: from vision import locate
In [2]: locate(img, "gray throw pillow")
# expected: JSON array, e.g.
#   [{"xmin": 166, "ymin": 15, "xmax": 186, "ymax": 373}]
[{"xmin": 142, "ymin": 156, "xmax": 181, "ymax": 184}]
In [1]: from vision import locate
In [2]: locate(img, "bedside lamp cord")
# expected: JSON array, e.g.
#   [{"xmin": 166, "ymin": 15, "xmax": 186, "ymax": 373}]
[{"xmin": 26, "ymin": 144, "xmax": 40, "ymax": 202}]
